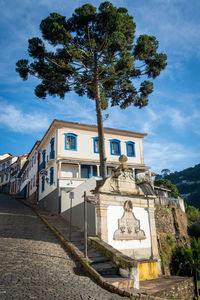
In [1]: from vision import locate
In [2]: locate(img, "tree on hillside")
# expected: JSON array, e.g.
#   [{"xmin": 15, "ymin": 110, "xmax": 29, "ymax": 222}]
[
  {"xmin": 16, "ymin": 1, "xmax": 167, "ymax": 179},
  {"xmin": 154, "ymin": 178, "xmax": 181, "ymax": 199},
  {"xmin": 161, "ymin": 168, "xmax": 170, "ymax": 177}
]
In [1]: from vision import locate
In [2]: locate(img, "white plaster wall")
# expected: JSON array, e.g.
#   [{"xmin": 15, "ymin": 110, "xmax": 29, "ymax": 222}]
[
  {"xmin": 42, "ymin": 132, "xmax": 56, "ymax": 163},
  {"xmin": 107, "ymin": 205, "xmax": 151, "ymax": 250},
  {"xmin": 39, "ymin": 160, "xmax": 57, "ymax": 200},
  {"xmin": 61, "ymin": 164, "xmax": 78, "ymax": 178},
  {"xmin": 57, "ymin": 127, "xmax": 143, "ymax": 165},
  {"xmin": 59, "ymin": 179, "xmax": 85, "ymax": 189},
  {"xmin": 0, "ymin": 154, "xmax": 11, "ymax": 161},
  {"xmin": 28, "ymin": 150, "xmax": 38, "ymax": 196},
  {"xmin": 61, "ymin": 176, "xmax": 98, "ymax": 235},
  {"xmin": 39, "ymin": 129, "xmax": 57, "ymax": 200},
  {"xmin": 0, "ymin": 157, "xmax": 17, "ymax": 186}
]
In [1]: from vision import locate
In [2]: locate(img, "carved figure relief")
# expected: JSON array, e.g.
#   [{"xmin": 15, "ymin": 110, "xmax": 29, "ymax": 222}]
[{"xmin": 113, "ymin": 200, "xmax": 146, "ymax": 240}]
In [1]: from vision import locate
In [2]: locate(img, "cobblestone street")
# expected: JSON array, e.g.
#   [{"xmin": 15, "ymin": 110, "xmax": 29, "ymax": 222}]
[{"xmin": 0, "ymin": 194, "xmax": 127, "ymax": 300}]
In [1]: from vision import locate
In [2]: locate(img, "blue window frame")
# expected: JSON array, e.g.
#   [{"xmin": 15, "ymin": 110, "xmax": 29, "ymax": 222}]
[
  {"xmin": 110, "ymin": 139, "xmax": 121, "ymax": 156},
  {"xmin": 41, "ymin": 176, "xmax": 45, "ymax": 192},
  {"xmin": 93, "ymin": 137, "xmax": 99, "ymax": 153},
  {"xmin": 126, "ymin": 141, "xmax": 136, "ymax": 157},
  {"xmin": 92, "ymin": 166, "xmax": 97, "ymax": 176},
  {"xmin": 42, "ymin": 150, "xmax": 46, "ymax": 162},
  {"xmin": 81, "ymin": 165, "xmax": 91, "ymax": 178},
  {"xmin": 65, "ymin": 133, "xmax": 77, "ymax": 151},
  {"xmin": 50, "ymin": 167, "xmax": 54, "ymax": 185},
  {"xmin": 50, "ymin": 138, "xmax": 55, "ymax": 159},
  {"xmin": 40, "ymin": 150, "xmax": 46, "ymax": 170}
]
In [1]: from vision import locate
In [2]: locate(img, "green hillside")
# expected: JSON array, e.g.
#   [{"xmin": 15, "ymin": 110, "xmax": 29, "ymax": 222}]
[{"xmin": 157, "ymin": 164, "xmax": 200, "ymax": 209}]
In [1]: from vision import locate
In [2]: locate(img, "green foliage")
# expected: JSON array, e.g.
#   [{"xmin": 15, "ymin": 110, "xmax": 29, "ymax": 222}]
[
  {"xmin": 154, "ymin": 178, "xmax": 181, "ymax": 199},
  {"xmin": 189, "ymin": 222, "xmax": 200, "ymax": 239},
  {"xmin": 16, "ymin": 1, "xmax": 167, "ymax": 109},
  {"xmin": 160, "ymin": 164, "xmax": 200, "ymax": 209},
  {"xmin": 158, "ymin": 233, "xmax": 176, "ymax": 272},
  {"xmin": 170, "ymin": 245, "xmax": 193, "ymax": 276},
  {"xmin": 16, "ymin": 1, "xmax": 167, "ymax": 179},
  {"xmin": 170, "ymin": 238, "xmax": 200, "ymax": 277},
  {"xmin": 186, "ymin": 205, "xmax": 200, "ymax": 225}
]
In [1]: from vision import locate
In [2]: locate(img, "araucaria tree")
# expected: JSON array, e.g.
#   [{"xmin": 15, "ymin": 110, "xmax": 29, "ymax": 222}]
[{"xmin": 16, "ymin": 2, "xmax": 167, "ymax": 179}]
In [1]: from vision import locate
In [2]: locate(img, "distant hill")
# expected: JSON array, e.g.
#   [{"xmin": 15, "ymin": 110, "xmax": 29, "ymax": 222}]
[{"xmin": 156, "ymin": 164, "xmax": 200, "ymax": 209}]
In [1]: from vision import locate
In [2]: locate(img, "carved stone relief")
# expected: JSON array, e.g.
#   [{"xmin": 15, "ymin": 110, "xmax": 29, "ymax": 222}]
[{"xmin": 113, "ymin": 200, "xmax": 146, "ymax": 240}]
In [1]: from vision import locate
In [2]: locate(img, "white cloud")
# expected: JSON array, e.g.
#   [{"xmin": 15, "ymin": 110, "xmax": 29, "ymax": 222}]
[
  {"xmin": 0, "ymin": 102, "xmax": 49, "ymax": 133},
  {"xmin": 144, "ymin": 140, "xmax": 199, "ymax": 173},
  {"xmin": 48, "ymin": 94, "xmax": 97, "ymax": 125},
  {"xmin": 133, "ymin": 0, "xmax": 200, "ymax": 59}
]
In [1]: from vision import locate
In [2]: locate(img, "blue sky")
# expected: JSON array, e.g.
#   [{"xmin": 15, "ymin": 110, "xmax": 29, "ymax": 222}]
[{"xmin": 0, "ymin": 0, "xmax": 200, "ymax": 173}]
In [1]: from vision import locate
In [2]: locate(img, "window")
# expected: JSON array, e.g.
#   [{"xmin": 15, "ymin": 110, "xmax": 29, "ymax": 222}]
[
  {"xmin": 42, "ymin": 150, "xmax": 46, "ymax": 163},
  {"xmin": 41, "ymin": 176, "xmax": 45, "ymax": 192},
  {"xmin": 40, "ymin": 150, "xmax": 46, "ymax": 170},
  {"xmin": 81, "ymin": 165, "xmax": 91, "ymax": 178},
  {"xmin": 93, "ymin": 137, "xmax": 99, "ymax": 153},
  {"xmin": 50, "ymin": 167, "xmax": 54, "ymax": 186},
  {"xmin": 126, "ymin": 142, "xmax": 135, "ymax": 157},
  {"xmin": 65, "ymin": 133, "xmax": 77, "ymax": 151},
  {"xmin": 110, "ymin": 139, "xmax": 121, "ymax": 155},
  {"xmin": 50, "ymin": 138, "xmax": 55, "ymax": 159},
  {"xmin": 93, "ymin": 166, "xmax": 97, "ymax": 176}
]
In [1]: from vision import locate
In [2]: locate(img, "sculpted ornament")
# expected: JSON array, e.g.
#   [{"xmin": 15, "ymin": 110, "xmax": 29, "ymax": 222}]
[{"xmin": 113, "ymin": 200, "xmax": 146, "ymax": 240}]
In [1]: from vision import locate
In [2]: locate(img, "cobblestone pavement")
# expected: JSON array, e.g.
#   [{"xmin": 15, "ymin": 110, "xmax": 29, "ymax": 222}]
[{"xmin": 0, "ymin": 194, "xmax": 127, "ymax": 300}]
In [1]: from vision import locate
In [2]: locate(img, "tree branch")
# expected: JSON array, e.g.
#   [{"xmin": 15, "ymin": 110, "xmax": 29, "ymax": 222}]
[
  {"xmin": 102, "ymin": 70, "xmax": 122, "ymax": 83},
  {"xmin": 87, "ymin": 25, "xmax": 93, "ymax": 55}
]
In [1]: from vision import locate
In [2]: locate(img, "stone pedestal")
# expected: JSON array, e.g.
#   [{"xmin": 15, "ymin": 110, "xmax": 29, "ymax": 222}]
[{"xmin": 94, "ymin": 156, "xmax": 159, "ymax": 287}]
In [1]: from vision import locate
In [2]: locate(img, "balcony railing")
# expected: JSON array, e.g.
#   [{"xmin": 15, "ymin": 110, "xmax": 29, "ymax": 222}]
[
  {"xmin": 50, "ymin": 150, "xmax": 55, "ymax": 160},
  {"xmin": 39, "ymin": 161, "xmax": 46, "ymax": 171}
]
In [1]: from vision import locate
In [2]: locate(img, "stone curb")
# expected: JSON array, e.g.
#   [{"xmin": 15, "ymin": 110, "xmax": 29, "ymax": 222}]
[{"xmin": 17, "ymin": 198, "xmax": 166, "ymax": 300}]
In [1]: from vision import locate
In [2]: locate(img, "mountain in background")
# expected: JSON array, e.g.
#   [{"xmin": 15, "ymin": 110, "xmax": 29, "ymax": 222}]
[{"xmin": 156, "ymin": 164, "xmax": 200, "ymax": 209}]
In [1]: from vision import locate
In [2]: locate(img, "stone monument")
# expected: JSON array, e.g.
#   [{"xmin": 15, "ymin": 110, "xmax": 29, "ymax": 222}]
[{"xmin": 94, "ymin": 155, "xmax": 159, "ymax": 288}]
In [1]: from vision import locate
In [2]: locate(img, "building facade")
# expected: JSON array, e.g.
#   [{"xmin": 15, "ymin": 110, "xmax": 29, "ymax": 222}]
[
  {"xmin": 18, "ymin": 141, "xmax": 40, "ymax": 202},
  {"xmin": 37, "ymin": 120, "xmax": 150, "ymax": 213}
]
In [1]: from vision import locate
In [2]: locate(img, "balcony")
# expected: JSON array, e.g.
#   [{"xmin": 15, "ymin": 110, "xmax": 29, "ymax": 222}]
[
  {"xmin": 50, "ymin": 150, "xmax": 55, "ymax": 160},
  {"xmin": 39, "ymin": 161, "xmax": 46, "ymax": 171}
]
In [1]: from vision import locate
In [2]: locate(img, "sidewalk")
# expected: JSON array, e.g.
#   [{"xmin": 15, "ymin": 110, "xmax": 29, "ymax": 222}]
[
  {"xmin": 17, "ymin": 198, "xmax": 193, "ymax": 300},
  {"xmin": 18, "ymin": 198, "xmax": 142, "ymax": 299}
]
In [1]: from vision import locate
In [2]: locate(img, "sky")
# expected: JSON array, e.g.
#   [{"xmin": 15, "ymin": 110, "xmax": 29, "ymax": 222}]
[{"xmin": 0, "ymin": 0, "xmax": 200, "ymax": 174}]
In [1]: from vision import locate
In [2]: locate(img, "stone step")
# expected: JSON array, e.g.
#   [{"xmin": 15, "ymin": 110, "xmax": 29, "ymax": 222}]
[
  {"xmin": 104, "ymin": 276, "xmax": 134, "ymax": 289},
  {"xmin": 72, "ymin": 242, "xmax": 85, "ymax": 250},
  {"xmin": 92, "ymin": 262, "xmax": 118, "ymax": 276},
  {"xmin": 87, "ymin": 248, "xmax": 105, "ymax": 258},
  {"xmin": 90, "ymin": 256, "xmax": 110, "ymax": 265}
]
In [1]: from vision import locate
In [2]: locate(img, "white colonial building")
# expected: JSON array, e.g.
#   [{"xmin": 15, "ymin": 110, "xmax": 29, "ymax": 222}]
[
  {"xmin": 37, "ymin": 120, "xmax": 151, "ymax": 213},
  {"xmin": 18, "ymin": 141, "xmax": 40, "ymax": 202},
  {"xmin": 0, "ymin": 153, "xmax": 27, "ymax": 194}
]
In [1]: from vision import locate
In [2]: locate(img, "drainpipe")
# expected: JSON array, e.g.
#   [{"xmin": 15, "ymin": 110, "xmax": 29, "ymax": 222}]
[{"xmin": 57, "ymin": 161, "xmax": 61, "ymax": 214}]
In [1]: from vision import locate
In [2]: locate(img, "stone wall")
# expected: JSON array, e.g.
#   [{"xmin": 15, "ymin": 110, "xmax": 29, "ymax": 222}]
[
  {"xmin": 155, "ymin": 205, "xmax": 189, "ymax": 241},
  {"xmin": 155, "ymin": 205, "xmax": 190, "ymax": 275},
  {"xmin": 153, "ymin": 277, "xmax": 194, "ymax": 300},
  {"xmin": 155, "ymin": 206, "xmax": 176, "ymax": 235}
]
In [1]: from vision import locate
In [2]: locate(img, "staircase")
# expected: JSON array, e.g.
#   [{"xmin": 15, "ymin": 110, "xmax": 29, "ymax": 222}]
[{"xmin": 72, "ymin": 239, "xmax": 134, "ymax": 289}]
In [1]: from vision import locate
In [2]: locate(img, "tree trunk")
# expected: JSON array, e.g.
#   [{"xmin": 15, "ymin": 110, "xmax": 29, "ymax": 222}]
[{"xmin": 94, "ymin": 52, "xmax": 107, "ymax": 180}]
